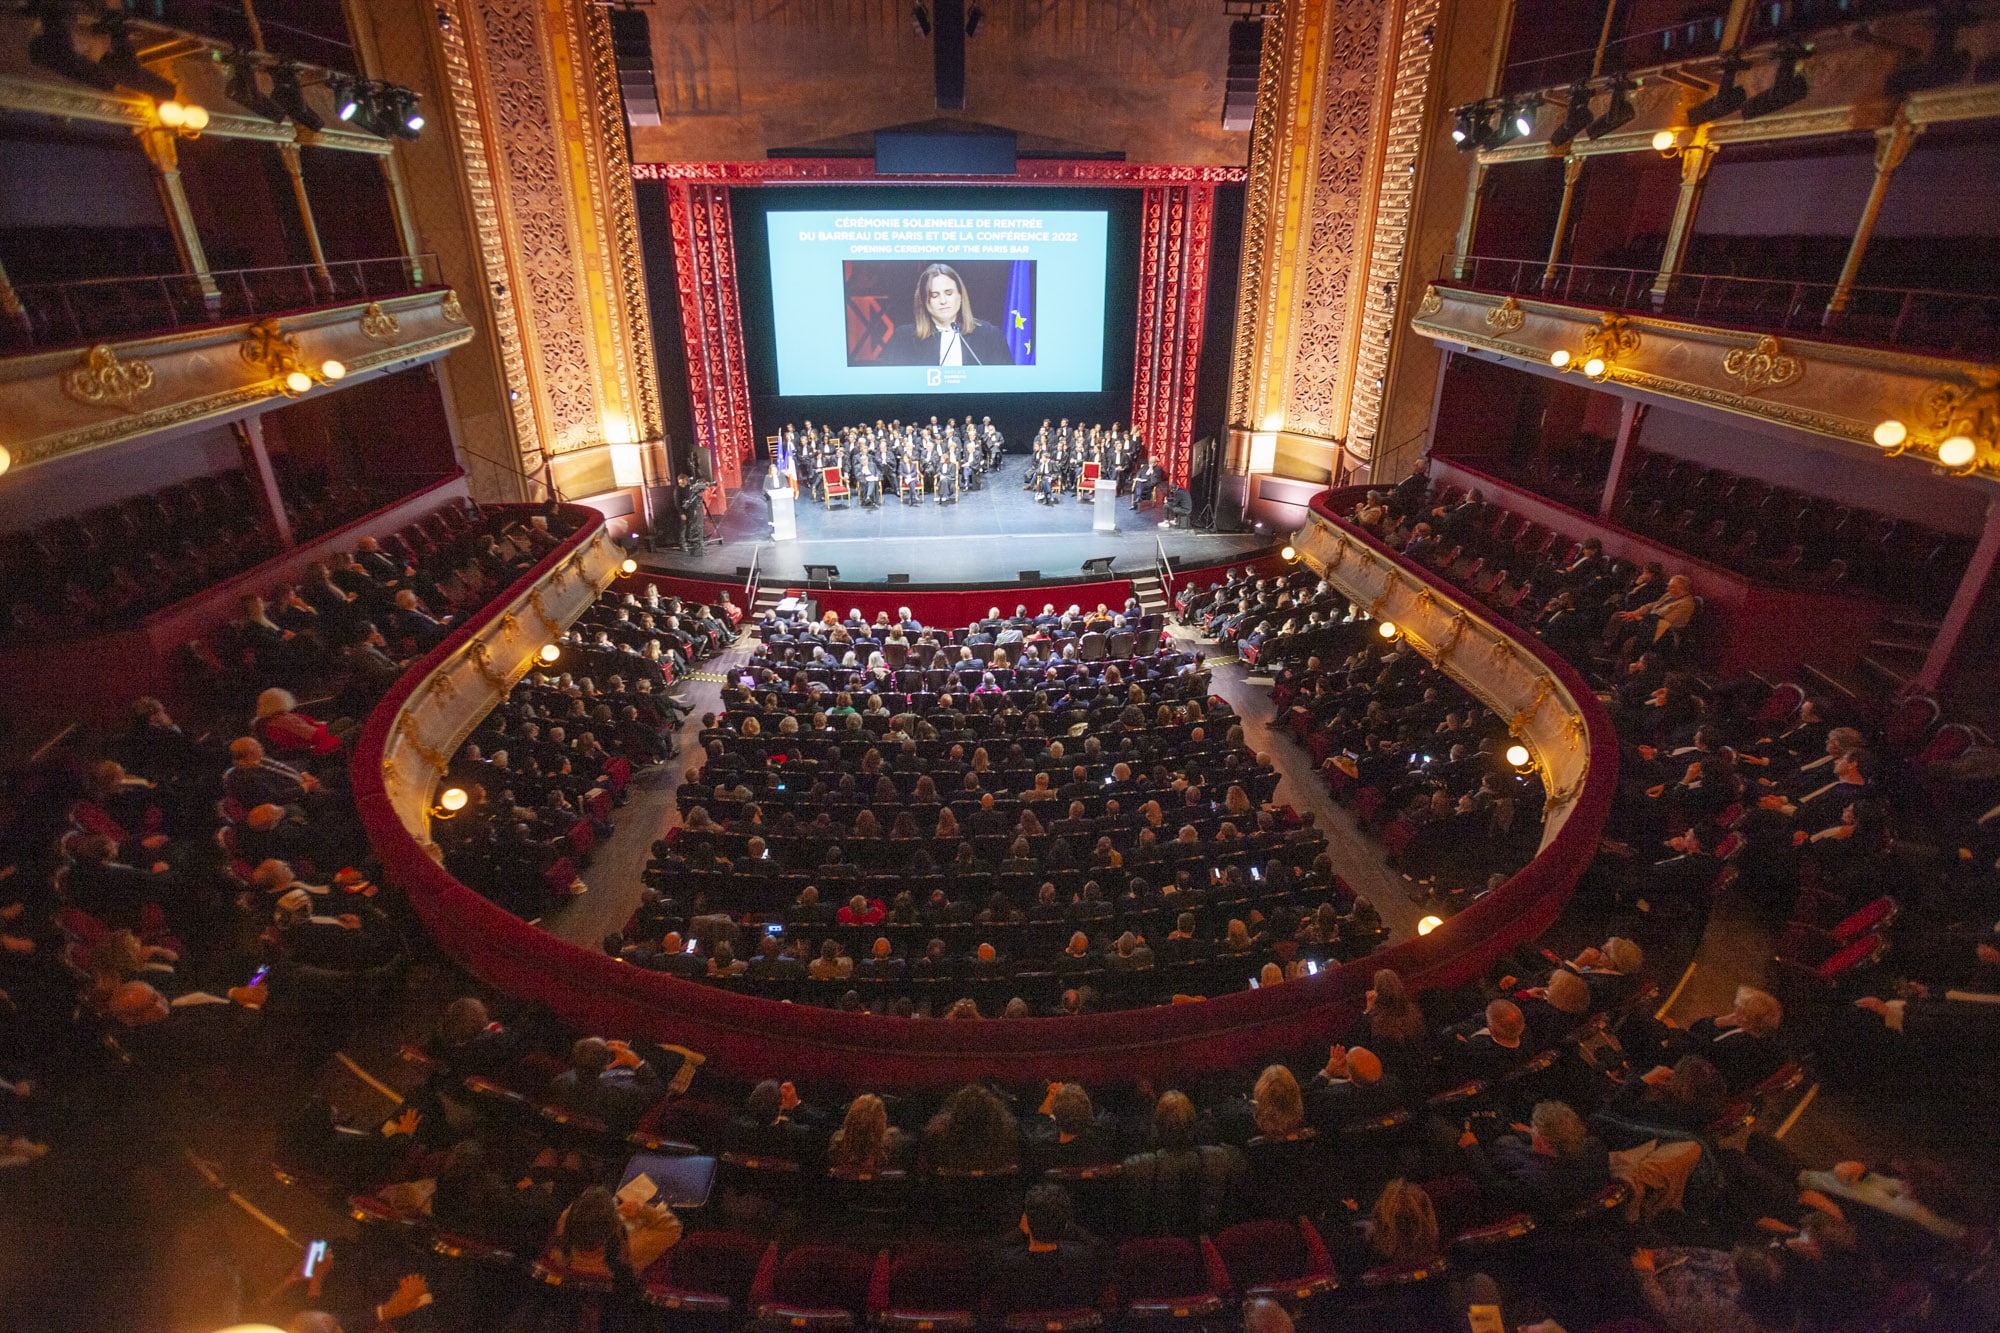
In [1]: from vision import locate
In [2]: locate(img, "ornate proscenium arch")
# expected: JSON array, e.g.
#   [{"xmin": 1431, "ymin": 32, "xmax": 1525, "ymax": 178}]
[{"xmin": 353, "ymin": 501, "xmax": 1615, "ymax": 1091}]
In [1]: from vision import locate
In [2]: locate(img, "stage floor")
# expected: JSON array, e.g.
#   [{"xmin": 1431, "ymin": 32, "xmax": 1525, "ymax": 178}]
[{"xmin": 637, "ymin": 461, "xmax": 1275, "ymax": 585}]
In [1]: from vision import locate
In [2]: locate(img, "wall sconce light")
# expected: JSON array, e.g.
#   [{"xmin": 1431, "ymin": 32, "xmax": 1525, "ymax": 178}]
[
  {"xmin": 1280, "ymin": 544, "xmax": 1299, "ymax": 564},
  {"xmin": 1417, "ymin": 914, "xmax": 1444, "ymax": 936},
  {"xmin": 1549, "ymin": 349, "xmax": 1572, "ymax": 369},
  {"xmin": 1582, "ymin": 356, "xmax": 1608, "ymax": 380},
  {"xmin": 1651, "ymin": 128, "xmax": 1683, "ymax": 157},
  {"xmin": 1873, "ymin": 419, "xmax": 1908, "ymax": 452},
  {"xmin": 538, "ymin": 643, "xmax": 562, "ymax": 664},
  {"xmin": 1505, "ymin": 742, "xmax": 1533, "ymax": 770},
  {"xmin": 1377, "ymin": 620, "xmax": 1398, "ymax": 640},
  {"xmin": 242, "ymin": 320, "xmax": 346, "ymax": 398},
  {"xmin": 620, "ymin": 558, "xmax": 639, "ymax": 576},
  {"xmin": 154, "ymin": 98, "xmax": 210, "ymax": 137},
  {"xmin": 434, "ymin": 785, "xmax": 469, "ymax": 818},
  {"xmin": 1937, "ymin": 435, "xmax": 1978, "ymax": 472}
]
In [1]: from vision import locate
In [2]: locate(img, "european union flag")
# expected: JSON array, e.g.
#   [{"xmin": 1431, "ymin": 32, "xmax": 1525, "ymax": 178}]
[{"xmin": 1005, "ymin": 260, "xmax": 1035, "ymax": 365}]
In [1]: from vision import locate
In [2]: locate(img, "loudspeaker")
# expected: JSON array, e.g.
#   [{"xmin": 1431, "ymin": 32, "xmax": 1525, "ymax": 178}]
[
  {"xmin": 1211, "ymin": 475, "xmax": 1250, "ymax": 533},
  {"xmin": 608, "ymin": 9, "xmax": 660, "ymax": 126},
  {"xmin": 1222, "ymin": 19, "xmax": 1263, "ymax": 130}
]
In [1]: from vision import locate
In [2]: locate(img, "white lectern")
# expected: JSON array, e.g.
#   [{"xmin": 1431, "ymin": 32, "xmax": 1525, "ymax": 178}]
[
  {"xmin": 1092, "ymin": 478, "xmax": 1119, "ymax": 531},
  {"xmin": 769, "ymin": 488, "xmax": 797, "ymax": 541}
]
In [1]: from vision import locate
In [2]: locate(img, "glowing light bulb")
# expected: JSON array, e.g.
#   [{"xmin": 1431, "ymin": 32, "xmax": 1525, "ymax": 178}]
[
  {"xmin": 1549, "ymin": 349, "xmax": 1571, "ymax": 369},
  {"xmin": 439, "ymin": 786, "xmax": 468, "ymax": 812},
  {"xmin": 538, "ymin": 643, "xmax": 561, "ymax": 664},
  {"xmin": 1651, "ymin": 129, "xmax": 1677, "ymax": 152},
  {"xmin": 620, "ymin": 558, "xmax": 638, "ymax": 575},
  {"xmin": 1377, "ymin": 621, "xmax": 1397, "ymax": 639},
  {"xmin": 183, "ymin": 104, "xmax": 209, "ymax": 130},
  {"xmin": 1505, "ymin": 743, "xmax": 1531, "ymax": 768},
  {"xmin": 1873, "ymin": 419, "xmax": 1907, "ymax": 449},
  {"xmin": 284, "ymin": 369, "xmax": 313, "ymax": 394},
  {"xmin": 1280, "ymin": 545, "xmax": 1298, "ymax": 563},
  {"xmin": 1938, "ymin": 435, "xmax": 1977, "ymax": 468},
  {"xmin": 320, "ymin": 359, "xmax": 346, "ymax": 380},
  {"xmin": 1582, "ymin": 357, "xmax": 1607, "ymax": 378},
  {"xmin": 1418, "ymin": 915, "xmax": 1444, "ymax": 936},
  {"xmin": 0, "ymin": 444, "xmax": 10, "ymax": 476},
  {"xmin": 156, "ymin": 99, "xmax": 187, "ymax": 127}
]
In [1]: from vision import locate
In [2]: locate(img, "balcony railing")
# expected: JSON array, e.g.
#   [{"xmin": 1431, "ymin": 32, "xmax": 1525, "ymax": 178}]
[
  {"xmin": 2, "ymin": 255, "xmax": 440, "ymax": 355},
  {"xmin": 1441, "ymin": 254, "xmax": 2000, "ymax": 361}
]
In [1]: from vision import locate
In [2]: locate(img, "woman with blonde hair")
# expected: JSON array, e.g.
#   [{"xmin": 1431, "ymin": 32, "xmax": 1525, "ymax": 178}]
[
  {"xmin": 1222, "ymin": 919, "xmax": 1253, "ymax": 954},
  {"xmin": 828, "ymin": 1093, "xmax": 907, "ymax": 1171},
  {"xmin": 1367, "ymin": 1179, "xmax": 1440, "ymax": 1269},
  {"xmin": 1224, "ymin": 784, "xmax": 1253, "ymax": 819},
  {"xmin": 1251, "ymin": 1065, "xmax": 1305, "ymax": 1138}
]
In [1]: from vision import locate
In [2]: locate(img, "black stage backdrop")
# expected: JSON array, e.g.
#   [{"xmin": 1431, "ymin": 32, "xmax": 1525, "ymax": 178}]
[{"xmin": 732, "ymin": 184, "xmax": 1143, "ymax": 455}]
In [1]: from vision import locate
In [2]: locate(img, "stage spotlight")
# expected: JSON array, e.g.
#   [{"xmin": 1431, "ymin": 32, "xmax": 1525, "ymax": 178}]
[
  {"xmin": 1740, "ymin": 43, "xmax": 1810, "ymax": 119},
  {"xmin": 377, "ymin": 85, "xmax": 423, "ymax": 138},
  {"xmin": 28, "ymin": 1, "xmax": 117, "ymax": 90},
  {"xmin": 1584, "ymin": 77, "xmax": 1635, "ymax": 139},
  {"xmin": 1511, "ymin": 97, "xmax": 1537, "ymax": 139},
  {"xmin": 226, "ymin": 50, "xmax": 289, "ymax": 124},
  {"xmin": 1450, "ymin": 105, "xmax": 1475, "ymax": 148},
  {"xmin": 1548, "ymin": 83, "xmax": 1595, "ymax": 148},
  {"xmin": 330, "ymin": 73, "xmax": 362, "ymax": 123},
  {"xmin": 96, "ymin": 15, "xmax": 177, "ymax": 100},
  {"xmin": 538, "ymin": 643, "xmax": 561, "ymax": 664},
  {"xmin": 911, "ymin": 3, "xmax": 932, "ymax": 36},
  {"xmin": 965, "ymin": 5, "xmax": 984, "ymax": 36},
  {"xmin": 1686, "ymin": 51, "xmax": 1748, "ymax": 125},
  {"xmin": 1583, "ymin": 356, "xmax": 1608, "ymax": 379},
  {"xmin": 1464, "ymin": 102, "xmax": 1497, "ymax": 149},
  {"xmin": 1417, "ymin": 914, "xmax": 1444, "ymax": 936},
  {"xmin": 1487, "ymin": 100, "xmax": 1522, "ymax": 148},
  {"xmin": 0, "ymin": 445, "xmax": 10, "ymax": 477},
  {"xmin": 270, "ymin": 62, "xmax": 323, "ymax": 132}
]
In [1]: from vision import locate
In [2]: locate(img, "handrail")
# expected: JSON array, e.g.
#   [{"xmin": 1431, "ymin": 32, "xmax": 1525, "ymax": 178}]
[
  {"xmin": 1439, "ymin": 253, "xmax": 2000, "ymax": 361},
  {"xmin": 351, "ymin": 497, "xmax": 1618, "ymax": 1090},
  {"xmin": 1155, "ymin": 531, "xmax": 1176, "ymax": 607},
  {"xmin": 744, "ymin": 542, "xmax": 764, "ymax": 604},
  {"xmin": 1, "ymin": 254, "xmax": 444, "ymax": 355}
]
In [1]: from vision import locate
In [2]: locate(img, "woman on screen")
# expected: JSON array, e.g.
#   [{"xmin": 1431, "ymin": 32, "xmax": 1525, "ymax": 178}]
[{"xmin": 880, "ymin": 263, "xmax": 1015, "ymax": 367}]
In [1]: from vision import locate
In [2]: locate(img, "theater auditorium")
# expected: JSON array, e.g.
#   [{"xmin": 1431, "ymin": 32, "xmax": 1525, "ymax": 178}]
[{"xmin": 1, "ymin": 1, "xmax": 1997, "ymax": 1330}]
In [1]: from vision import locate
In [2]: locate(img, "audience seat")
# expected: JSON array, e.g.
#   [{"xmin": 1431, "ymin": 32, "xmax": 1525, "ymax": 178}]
[
  {"xmin": 1210, "ymin": 1218, "xmax": 1340, "ymax": 1304},
  {"xmin": 753, "ymin": 1243, "xmax": 877, "ymax": 1330},
  {"xmin": 1116, "ymin": 1237, "xmax": 1229, "ymax": 1322}
]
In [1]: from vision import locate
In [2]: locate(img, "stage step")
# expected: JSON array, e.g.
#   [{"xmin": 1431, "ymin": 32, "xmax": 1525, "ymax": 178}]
[{"xmin": 1130, "ymin": 572, "xmax": 1171, "ymax": 616}]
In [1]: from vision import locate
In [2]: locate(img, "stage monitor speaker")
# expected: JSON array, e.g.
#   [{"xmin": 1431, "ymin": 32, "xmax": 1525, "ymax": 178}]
[
  {"xmin": 1211, "ymin": 474, "xmax": 1251, "ymax": 533},
  {"xmin": 805, "ymin": 564, "xmax": 841, "ymax": 584},
  {"xmin": 1082, "ymin": 556, "xmax": 1115, "ymax": 576},
  {"xmin": 733, "ymin": 566, "xmax": 752, "ymax": 579},
  {"xmin": 886, "ymin": 573, "xmax": 911, "ymax": 584},
  {"xmin": 1017, "ymin": 570, "xmax": 1041, "ymax": 581}
]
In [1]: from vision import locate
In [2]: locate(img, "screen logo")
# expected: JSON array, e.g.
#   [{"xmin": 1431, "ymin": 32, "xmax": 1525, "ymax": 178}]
[{"xmin": 925, "ymin": 369, "xmax": 942, "ymax": 386}]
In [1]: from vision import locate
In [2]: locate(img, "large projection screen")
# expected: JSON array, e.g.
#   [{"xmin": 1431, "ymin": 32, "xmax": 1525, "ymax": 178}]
[{"xmin": 765, "ymin": 207, "xmax": 1109, "ymax": 397}]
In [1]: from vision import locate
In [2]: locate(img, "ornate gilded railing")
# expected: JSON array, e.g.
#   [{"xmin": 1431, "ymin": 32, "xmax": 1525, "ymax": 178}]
[{"xmin": 353, "ymin": 499, "xmax": 1617, "ymax": 1091}]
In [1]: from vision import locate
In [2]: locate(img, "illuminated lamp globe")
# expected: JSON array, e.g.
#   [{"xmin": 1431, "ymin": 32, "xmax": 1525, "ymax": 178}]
[
  {"xmin": 1582, "ymin": 357, "xmax": 1607, "ymax": 379},
  {"xmin": 439, "ymin": 786, "xmax": 468, "ymax": 813},
  {"xmin": 1505, "ymin": 743, "xmax": 1531, "ymax": 768},
  {"xmin": 1377, "ymin": 620, "xmax": 1397, "ymax": 639},
  {"xmin": 620, "ymin": 558, "xmax": 638, "ymax": 575},
  {"xmin": 0, "ymin": 444, "xmax": 10, "ymax": 477},
  {"xmin": 1280, "ymin": 544, "xmax": 1298, "ymax": 563},
  {"xmin": 1651, "ymin": 129, "xmax": 1677, "ymax": 152},
  {"xmin": 284, "ymin": 369, "xmax": 313, "ymax": 394},
  {"xmin": 1872, "ymin": 419, "xmax": 1908, "ymax": 449},
  {"xmin": 1549, "ymin": 349, "xmax": 1571, "ymax": 369},
  {"xmin": 538, "ymin": 642, "xmax": 561, "ymax": 664},
  {"xmin": 1937, "ymin": 435, "xmax": 1978, "ymax": 469},
  {"xmin": 1417, "ymin": 914, "xmax": 1444, "ymax": 936},
  {"xmin": 320, "ymin": 359, "xmax": 346, "ymax": 381},
  {"xmin": 183, "ymin": 104, "xmax": 209, "ymax": 130},
  {"xmin": 156, "ymin": 99, "xmax": 188, "ymax": 127}
]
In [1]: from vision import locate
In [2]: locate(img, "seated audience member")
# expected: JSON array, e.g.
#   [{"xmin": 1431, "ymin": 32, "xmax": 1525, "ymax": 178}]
[
  {"xmin": 1026, "ymin": 1082, "xmax": 1116, "ymax": 1170},
  {"xmin": 547, "ymin": 1181, "xmax": 681, "ymax": 1282},
  {"xmin": 1672, "ymin": 986, "xmax": 1788, "ymax": 1095},
  {"xmin": 1364, "ymin": 1177, "xmax": 1442, "ymax": 1273},
  {"xmin": 1123, "ymin": 1090, "xmax": 1245, "ymax": 1237},
  {"xmin": 1457, "ymin": 1099, "xmax": 1609, "ymax": 1219},
  {"xmin": 1306, "ymin": 1044, "xmax": 1400, "ymax": 1130},
  {"xmin": 981, "ymin": 1183, "xmax": 1106, "ymax": 1316},
  {"xmin": 545, "ymin": 1036, "xmax": 665, "ymax": 1130},
  {"xmin": 827, "ymin": 1092, "xmax": 910, "ymax": 1171},
  {"xmin": 923, "ymin": 1083, "xmax": 1020, "ymax": 1172},
  {"xmin": 727, "ymin": 1079, "xmax": 827, "ymax": 1166}
]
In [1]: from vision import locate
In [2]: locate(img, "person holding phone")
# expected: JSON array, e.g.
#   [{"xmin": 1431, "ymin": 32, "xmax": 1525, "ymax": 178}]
[{"xmin": 878, "ymin": 263, "xmax": 1016, "ymax": 367}]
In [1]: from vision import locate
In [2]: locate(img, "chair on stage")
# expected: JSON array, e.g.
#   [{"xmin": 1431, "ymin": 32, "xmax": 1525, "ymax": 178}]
[
  {"xmin": 822, "ymin": 465, "xmax": 851, "ymax": 509},
  {"xmin": 1078, "ymin": 461, "xmax": 1101, "ymax": 496}
]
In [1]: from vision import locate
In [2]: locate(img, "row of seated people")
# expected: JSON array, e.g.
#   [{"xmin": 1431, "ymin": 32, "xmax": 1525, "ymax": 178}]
[
  {"xmin": 185, "ymin": 500, "xmax": 561, "ymax": 712},
  {"xmin": 0, "ymin": 460, "xmax": 389, "ymax": 641},
  {"xmin": 291, "ymin": 923, "xmax": 1986, "ymax": 1333},
  {"xmin": 1173, "ymin": 566, "xmax": 1347, "ymax": 665}
]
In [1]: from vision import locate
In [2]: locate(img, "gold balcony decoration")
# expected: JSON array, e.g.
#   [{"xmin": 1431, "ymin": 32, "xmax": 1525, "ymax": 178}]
[
  {"xmin": 1721, "ymin": 336, "xmax": 1804, "ymax": 393},
  {"xmin": 1914, "ymin": 372, "xmax": 1998, "ymax": 474},
  {"xmin": 1577, "ymin": 314, "xmax": 1641, "ymax": 381},
  {"xmin": 1484, "ymin": 296, "xmax": 1526, "ymax": 333},
  {"xmin": 60, "ymin": 344, "xmax": 157, "ymax": 412},
  {"xmin": 240, "ymin": 319, "xmax": 347, "ymax": 398},
  {"xmin": 1417, "ymin": 284, "xmax": 1443, "ymax": 317},
  {"xmin": 440, "ymin": 289, "xmax": 467, "ymax": 324},
  {"xmin": 359, "ymin": 302, "xmax": 403, "ymax": 342}
]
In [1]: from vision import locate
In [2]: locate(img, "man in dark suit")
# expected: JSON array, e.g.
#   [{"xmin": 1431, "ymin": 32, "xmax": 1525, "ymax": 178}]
[
  {"xmin": 1305, "ymin": 1045, "xmax": 1403, "ymax": 1132},
  {"xmin": 982, "ymin": 1184, "xmax": 1105, "ymax": 1317},
  {"xmin": 545, "ymin": 1037, "xmax": 665, "ymax": 1131}
]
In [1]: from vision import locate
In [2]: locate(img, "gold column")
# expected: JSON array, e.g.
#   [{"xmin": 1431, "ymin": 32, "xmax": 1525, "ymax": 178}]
[
  {"xmin": 276, "ymin": 142, "xmax": 332, "ymax": 285},
  {"xmin": 1826, "ymin": 116, "xmax": 1920, "ymax": 316},
  {"xmin": 377, "ymin": 152, "xmax": 427, "ymax": 285},
  {"xmin": 1719, "ymin": 0, "xmax": 1758, "ymax": 50},
  {"xmin": 137, "ymin": 127, "xmax": 222, "ymax": 309},
  {"xmin": 1544, "ymin": 154, "xmax": 1585, "ymax": 283},
  {"xmin": 1650, "ymin": 138, "xmax": 1716, "ymax": 300}
]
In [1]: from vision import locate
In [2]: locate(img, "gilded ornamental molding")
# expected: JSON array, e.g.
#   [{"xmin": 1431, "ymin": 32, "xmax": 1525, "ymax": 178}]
[
  {"xmin": 359, "ymin": 303, "xmax": 403, "ymax": 342},
  {"xmin": 0, "ymin": 290, "xmax": 471, "ymax": 474},
  {"xmin": 1412, "ymin": 284, "xmax": 2000, "ymax": 482}
]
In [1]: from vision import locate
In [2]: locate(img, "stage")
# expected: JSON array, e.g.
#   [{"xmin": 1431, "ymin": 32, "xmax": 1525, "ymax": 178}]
[{"xmin": 636, "ymin": 461, "xmax": 1278, "ymax": 585}]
